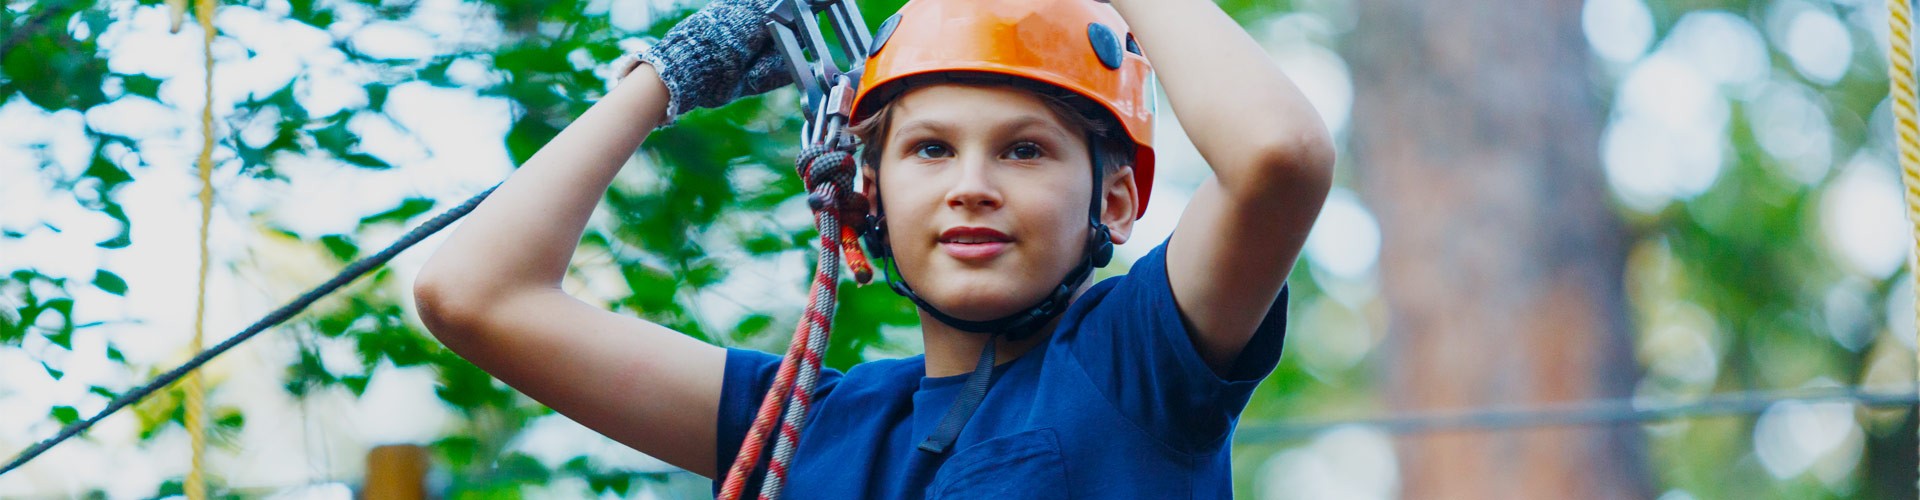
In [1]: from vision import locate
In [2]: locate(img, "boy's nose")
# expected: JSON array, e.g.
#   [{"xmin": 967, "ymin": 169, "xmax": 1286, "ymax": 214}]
[{"xmin": 944, "ymin": 153, "xmax": 1004, "ymax": 210}]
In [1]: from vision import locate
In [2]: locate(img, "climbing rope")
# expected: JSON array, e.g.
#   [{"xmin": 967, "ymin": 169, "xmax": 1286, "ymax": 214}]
[
  {"xmin": 718, "ymin": 144, "xmax": 872, "ymax": 500},
  {"xmin": 183, "ymin": 0, "xmax": 217, "ymax": 495},
  {"xmin": 714, "ymin": 2, "xmax": 874, "ymax": 498},
  {"xmin": 1888, "ymin": 0, "xmax": 1920, "ymax": 486},
  {"xmin": 0, "ymin": 185, "xmax": 498, "ymax": 478}
]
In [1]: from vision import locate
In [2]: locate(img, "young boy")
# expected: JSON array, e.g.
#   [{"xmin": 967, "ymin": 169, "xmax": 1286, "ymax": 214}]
[{"xmin": 412, "ymin": 0, "xmax": 1332, "ymax": 497}]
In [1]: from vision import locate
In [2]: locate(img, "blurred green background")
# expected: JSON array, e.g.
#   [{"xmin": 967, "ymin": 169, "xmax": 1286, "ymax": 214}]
[{"xmin": 0, "ymin": 0, "xmax": 1899, "ymax": 497}]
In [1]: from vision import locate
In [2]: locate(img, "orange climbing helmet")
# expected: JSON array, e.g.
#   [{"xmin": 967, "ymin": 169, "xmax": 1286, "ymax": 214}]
[{"xmin": 851, "ymin": 0, "xmax": 1158, "ymax": 218}]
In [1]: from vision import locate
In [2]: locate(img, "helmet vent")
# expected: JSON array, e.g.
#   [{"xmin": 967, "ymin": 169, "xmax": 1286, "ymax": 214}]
[
  {"xmin": 870, "ymin": 13, "xmax": 902, "ymax": 58},
  {"xmin": 1087, "ymin": 22, "xmax": 1123, "ymax": 70}
]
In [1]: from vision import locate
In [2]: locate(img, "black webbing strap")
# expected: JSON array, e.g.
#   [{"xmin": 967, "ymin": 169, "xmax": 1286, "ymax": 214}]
[{"xmin": 917, "ymin": 334, "xmax": 1000, "ymax": 454}]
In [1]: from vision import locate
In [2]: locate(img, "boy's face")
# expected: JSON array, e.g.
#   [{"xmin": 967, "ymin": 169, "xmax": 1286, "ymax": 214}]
[{"xmin": 865, "ymin": 84, "xmax": 1136, "ymax": 321}]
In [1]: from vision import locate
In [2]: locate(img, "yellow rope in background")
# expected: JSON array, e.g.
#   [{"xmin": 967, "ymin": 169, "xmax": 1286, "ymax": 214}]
[
  {"xmin": 183, "ymin": 0, "xmax": 217, "ymax": 496},
  {"xmin": 1887, "ymin": 0, "xmax": 1920, "ymax": 488}
]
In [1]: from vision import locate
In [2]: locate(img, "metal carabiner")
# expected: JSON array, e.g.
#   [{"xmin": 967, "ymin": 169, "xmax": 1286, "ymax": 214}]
[{"xmin": 765, "ymin": 0, "xmax": 872, "ymax": 149}]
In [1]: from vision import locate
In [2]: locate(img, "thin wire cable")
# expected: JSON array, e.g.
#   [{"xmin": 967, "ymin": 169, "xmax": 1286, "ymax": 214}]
[
  {"xmin": 0, "ymin": 184, "xmax": 498, "ymax": 478},
  {"xmin": 1887, "ymin": 0, "xmax": 1920, "ymax": 488},
  {"xmin": 184, "ymin": 0, "xmax": 217, "ymax": 496},
  {"xmin": 1233, "ymin": 387, "xmax": 1920, "ymax": 443}
]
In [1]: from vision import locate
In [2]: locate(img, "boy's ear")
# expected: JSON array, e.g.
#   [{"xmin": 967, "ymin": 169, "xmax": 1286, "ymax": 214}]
[
  {"xmin": 860, "ymin": 164, "xmax": 881, "ymax": 215},
  {"xmin": 1102, "ymin": 166, "xmax": 1138, "ymax": 245}
]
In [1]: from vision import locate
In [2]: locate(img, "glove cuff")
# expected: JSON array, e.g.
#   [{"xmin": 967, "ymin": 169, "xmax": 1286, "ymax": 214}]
[{"xmin": 636, "ymin": 44, "xmax": 696, "ymax": 125}]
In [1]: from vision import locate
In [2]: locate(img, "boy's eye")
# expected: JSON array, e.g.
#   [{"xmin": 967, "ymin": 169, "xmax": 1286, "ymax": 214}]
[
  {"xmin": 1005, "ymin": 142, "xmax": 1043, "ymax": 161},
  {"xmin": 913, "ymin": 143, "xmax": 953, "ymax": 159}
]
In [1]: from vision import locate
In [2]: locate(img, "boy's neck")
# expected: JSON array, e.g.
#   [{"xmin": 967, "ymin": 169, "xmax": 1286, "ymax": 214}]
[
  {"xmin": 917, "ymin": 283, "xmax": 1092, "ymax": 378},
  {"xmin": 919, "ymin": 321, "xmax": 1055, "ymax": 377}
]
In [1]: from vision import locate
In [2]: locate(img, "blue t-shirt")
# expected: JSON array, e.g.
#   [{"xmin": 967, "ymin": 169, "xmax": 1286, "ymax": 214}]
[{"xmin": 714, "ymin": 240, "xmax": 1289, "ymax": 498}]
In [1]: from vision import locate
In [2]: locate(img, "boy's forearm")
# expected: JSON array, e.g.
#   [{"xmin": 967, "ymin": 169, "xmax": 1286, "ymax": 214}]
[
  {"xmin": 418, "ymin": 65, "xmax": 670, "ymax": 300},
  {"xmin": 1109, "ymin": 0, "xmax": 1334, "ymax": 195}
]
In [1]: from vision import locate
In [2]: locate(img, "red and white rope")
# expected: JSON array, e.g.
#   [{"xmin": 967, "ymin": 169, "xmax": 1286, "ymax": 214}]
[{"xmin": 718, "ymin": 144, "xmax": 871, "ymax": 500}]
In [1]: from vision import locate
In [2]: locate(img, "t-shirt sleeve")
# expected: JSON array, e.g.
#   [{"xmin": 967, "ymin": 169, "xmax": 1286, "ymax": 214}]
[
  {"xmin": 712, "ymin": 347, "xmax": 844, "ymax": 484},
  {"xmin": 1065, "ymin": 239, "xmax": 1289, "ymax": 452}
]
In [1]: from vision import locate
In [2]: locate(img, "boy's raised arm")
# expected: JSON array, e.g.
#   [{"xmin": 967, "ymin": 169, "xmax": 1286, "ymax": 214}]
[
  {"xmin": 413, "ymin": 0, "xmax": 795, "ymax": 478},
  {"xmin": 413, "ymin": 66, "xmax": 733, "ymax": 477},
  {"xmin": 1109, "ymin": 0, "xmax": 1337, "ymax": 374}
]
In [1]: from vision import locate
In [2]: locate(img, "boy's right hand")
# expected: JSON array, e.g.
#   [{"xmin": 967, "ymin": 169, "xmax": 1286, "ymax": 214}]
[{"xmin": 632, "ymin": 0, "xmax": 793, "ymax": 122}]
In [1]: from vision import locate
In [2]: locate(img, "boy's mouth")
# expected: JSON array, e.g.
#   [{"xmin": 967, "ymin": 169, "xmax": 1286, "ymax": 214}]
[{"xmin": 938, "ymin": 226, "xmax": 1012, "ymax": 261}]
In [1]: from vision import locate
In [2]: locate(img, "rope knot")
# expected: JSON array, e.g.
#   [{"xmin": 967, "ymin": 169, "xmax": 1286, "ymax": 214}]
[{"xmin": 794, "ymin": 142, "xmax": 874, "ymax": 285}]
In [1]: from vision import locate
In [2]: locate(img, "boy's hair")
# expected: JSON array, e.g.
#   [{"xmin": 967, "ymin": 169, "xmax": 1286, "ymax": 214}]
[{"xmin": 848, "ymin": 79, "xmax": 1135, "ymax": 178}]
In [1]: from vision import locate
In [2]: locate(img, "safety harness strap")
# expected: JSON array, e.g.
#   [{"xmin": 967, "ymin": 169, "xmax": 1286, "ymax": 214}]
[{"xmin": 918, "ymin": 335, "xmax": 1000, "ymax": 454}]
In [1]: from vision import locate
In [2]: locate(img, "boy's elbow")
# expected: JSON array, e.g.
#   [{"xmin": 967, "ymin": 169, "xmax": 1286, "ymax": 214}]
[
  {"xmin": 1244, "ymin": 125, "xmax": 1336, "ymax": 199},
  {"xmin": 412, "ymin": 268, "xmax": 490, "ymax": 347}
]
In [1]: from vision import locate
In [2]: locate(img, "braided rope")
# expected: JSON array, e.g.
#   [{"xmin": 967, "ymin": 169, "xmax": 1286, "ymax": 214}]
[
  {"xmin": 718, "ymin": 144, "xmax": 870, "ymax": 500},
  {"xmin": 1886, "ymin": 0, "xmax": 1920, "ymax": 486},
  {"xmin": 184, "ymin": 0, "xmax": 218, "ymax": 496}
]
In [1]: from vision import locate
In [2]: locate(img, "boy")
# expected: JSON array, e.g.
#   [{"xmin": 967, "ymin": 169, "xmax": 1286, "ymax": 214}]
[{"xmin": 413, "ymin": 0, "xmax": 1332, "ymax": 496}]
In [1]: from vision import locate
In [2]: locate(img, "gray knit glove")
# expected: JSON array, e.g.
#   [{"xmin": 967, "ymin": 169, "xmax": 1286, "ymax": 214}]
[{"xmin": 634, "ymin": 0, "xmax": 793, "ymax": 122}]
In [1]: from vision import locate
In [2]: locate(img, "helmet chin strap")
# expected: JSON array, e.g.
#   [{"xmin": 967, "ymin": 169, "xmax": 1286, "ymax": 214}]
[
  {"xmin": 860, "ymin": 134, "xmax": 1117, "ymax": 455},
  {"xmin": 860, "ymin": 136, "xmax": 1115, "ymax": 341}
]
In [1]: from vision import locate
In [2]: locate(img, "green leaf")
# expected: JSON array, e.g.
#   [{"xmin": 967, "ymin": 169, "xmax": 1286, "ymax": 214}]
[
  {"xmin": 359, "ymin": 198, "xmax": 435, "ymax": 226},
  {"xmin": 682, "ymin": 261, "xmax": 726, "ymax": 287},
  {"xmin": 432, "ymin": 354, "xmax": 511, "ymax": 411},
  {"xmin": 284, "ymin": 347, "xmax": 338, "ymax": 397},
  {"xmin": 366, "ymin": 83, "xmax": 390, "ymax": 110},
  {"xmin": 361, "ymin": 326, "xmax": 433, "ymax": 367},
  {"xmin": 506, "ymin": 116, "xmax": 561, "ymax": 165},
  {"xmin": 341, "ymin": 152, "xmax": 393, "ymax": 169},
  {"xmin": 320, "ymin": 234, "xmax": 358, "ymax": 261},
  {"xmin": 620, "ymin": 264, "xmax": 679, "ymax": 312},
  {"xmin": 84, "ymin": 150, "xmax": 132, "ymax": 189},
  {"xmin": 121, "ymin": 74, "xmax": 164, "ymax": 99},
  {"xmin": 46, "ymin": 330, "xmax": 73, "ymax": 350},
  {"xmin": 586, "ymin": 472, "xmax": 633, "ymax": 495},
  {"xmin": 155, "ymin": 479, "xmax": 184, "ymax": 498},
  {"xmin": 42, "ymin": 362, "xmax": 64, "ymax": 380},
  {"xmin": 312, "ymin": 118, "xmax": 354, "ymax": 153},
  {"xmin": 88, "ymin": 386, "xmax": 116, "ymax": 399},
  {"xmin": 342, "ymin": 375, "xmax": 370, "ymax": 396},
  {"xmin": 91, "ymin": 270, "xmax": 126, "ymax": 296},
  {"xmin": 215, "ymin": 410, "xmax": 245, "ymax": 430},
  {"xmin": 43, "ymin": 298, "xmax": 73, "ymax": 349},
  {"xmin": 50, "ymin": 406, "xmax": 79, "ymax": 425},
  {"xmin": 742, "ymin": 233, "xmax": 791, "ymax": 255},
  {"xmin": 2, "ymin": 31, "xmax": 108, "ymax": 109},
  {"xmin": 94, "ymin": 231, "xmax": 130, "ymax": 249},
  {"xmin": 432, "ymin": 436, "xmax": 481, "ymax": 470},
  {"xmin": 95, "ymin": 202, "xmax": 131, "ymax": 249},
  {"xmin": 734, "ymin": 314, "xmax": 773, "ymax": 337}
]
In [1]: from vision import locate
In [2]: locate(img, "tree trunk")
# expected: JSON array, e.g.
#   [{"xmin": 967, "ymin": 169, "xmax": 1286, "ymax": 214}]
[{"xmin": 1344, "ymin": 0, "xmax": 1648, "ymax": 497}]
